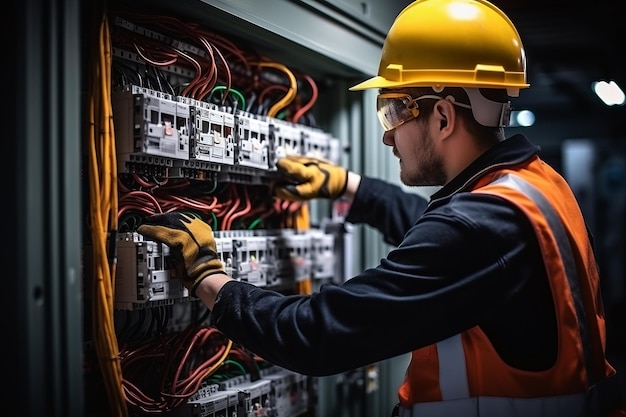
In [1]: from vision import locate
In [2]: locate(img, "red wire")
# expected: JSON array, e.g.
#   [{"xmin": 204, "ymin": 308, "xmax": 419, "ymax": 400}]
[
  {"xmin": 120, "ymin": 326, "xmax": 230, "ymax": 412},
  {"xmin": 291, "ymin": 73, "xmax": 318, "ymax": 124},
  {"xmin": 197, "ymin": 38, "xmax": 232, "ymax": 103},
  {"xmin": 223, "ymin": 185, "xmax": 252, "ymax": 230},
  {"xmin": 221, "ymin": 187, "xmax": 242, "ymax": 231}
]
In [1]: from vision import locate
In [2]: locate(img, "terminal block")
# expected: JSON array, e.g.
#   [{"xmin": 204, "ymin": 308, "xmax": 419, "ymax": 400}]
[
  {"xmin": 269, "ymin": 118, "xmax": 302, "ymax": 169},
  {"xmin": 301, "ymin": 126, "xmax": 331, "ymax": 161},
  {"xmin": 214, "ymin": 235, "xmax": 235, "ymax": 278},
  {"xmin": 188, "ymin": 382, "xmax": 220, "ymax": 403},
  {"xmin": 187, "ymin": 389, "xmax": 238, "ymax": 417},
  {"xmin": 263, "ymin": 235, "xmax": 283, "ymax": 289},
  {"xmin": 232, "ymin": 236, "xmax": 271, "ymax": 287},
  {"xmin": 236, "ymin": 111, "xmax": 270, "ymax": 171},
  {"xmin": 114, "ymin": 232, "xmax": 238, "ymax": 310},
  {"xmin": 113, "ymin": 85, "xmax": 190, "ymax": 174},
  {"xmin": 276, "ymin": 231, "xmax": 313, "ymax": 283},
  {"xmin": 236, "ymin": 379, "xmax": 272, "ymax": 417},
  {"xmin": 114, "ymin": 232, "xmax": 188, "ymax": 310},
  {"xmin": 261, "ymin": 367, "xmax": 311, "ymax": 417},
  {"xmin": 219, "ymin": 376, "xmax": 272, "ymax": 417},
  {"xmin": 310, "ymin": 231, "xmax": 335, "ymax": 280},
  {"xmin": 189, "ymin": 100, "xmax": 236, "ymax": 166}
]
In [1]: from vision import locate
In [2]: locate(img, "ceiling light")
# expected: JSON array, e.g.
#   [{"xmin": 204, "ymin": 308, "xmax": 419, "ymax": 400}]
[
  {"xmin": 509, "ymin": 110, "xmax": 535, "ymax": 127},
  {"xmin": 592, "ymin": 80, "xmax": 625, "ymax": 106}
]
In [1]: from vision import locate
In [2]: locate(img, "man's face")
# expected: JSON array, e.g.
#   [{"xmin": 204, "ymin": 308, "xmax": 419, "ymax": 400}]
[
  {"xmin": 377, "ymin": 89, "xmax": 447, "ymax": 186},
  {"xmin": 383, "ymin": 119, "xmax": 446, "ymax": 186},
  {"xmin": 385, "ymin": 117, "xmax": 447, "ymax": 187}
]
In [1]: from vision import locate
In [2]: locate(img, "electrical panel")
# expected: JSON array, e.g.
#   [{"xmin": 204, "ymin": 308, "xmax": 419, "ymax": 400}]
[{"xmin": 83, "ymin": 3, "xmax": 356, "ymax": 417}]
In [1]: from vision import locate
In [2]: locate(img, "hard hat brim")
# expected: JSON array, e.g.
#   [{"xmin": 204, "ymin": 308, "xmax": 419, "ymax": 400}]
[
  {"xmin": 349, "ymin": 75, "xmax": 530, "ymax": 92},
  {"xmin": 349, "ymin": 76, "xmax": 391, "ymax": 91}
]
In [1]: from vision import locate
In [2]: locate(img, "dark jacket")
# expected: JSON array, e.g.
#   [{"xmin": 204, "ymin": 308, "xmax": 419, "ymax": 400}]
[{"xmin": 210, "ymin": 134, "xmax": 562, "ymax": 376}]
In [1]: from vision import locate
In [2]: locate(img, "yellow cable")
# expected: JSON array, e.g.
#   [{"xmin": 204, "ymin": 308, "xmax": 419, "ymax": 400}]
[
  {"xmin": 88, "ymin": 10, "xmax": 128, "ymax": 417},
  {"xmin": 199, "ymin": 339, "xmax": 234, "ymax": 380},
  {"xmin": 293, "ymin": 203, "xmax": 312, "ymax": 294},
  {"xmin": 254, "ymin": 62, "xmax": 297, "ymax": 118},
  {"xmin": 296, "ymin": 202, "xmax": 310, "ymax": 231},
  {"xmin": 297, "ymin": 277, "xmax": 313, "ymax": 295}
]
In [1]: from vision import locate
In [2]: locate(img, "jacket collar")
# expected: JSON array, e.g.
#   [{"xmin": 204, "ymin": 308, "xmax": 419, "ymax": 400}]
[{"xmin": 430, "ymin": 134, "xmax": 540, "ymax": 203}]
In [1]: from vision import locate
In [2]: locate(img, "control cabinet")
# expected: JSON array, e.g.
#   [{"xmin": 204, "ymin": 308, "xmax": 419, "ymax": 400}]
[{"xmin": 10, "ymin": 1, "xmax": 412, "ymax": 417}]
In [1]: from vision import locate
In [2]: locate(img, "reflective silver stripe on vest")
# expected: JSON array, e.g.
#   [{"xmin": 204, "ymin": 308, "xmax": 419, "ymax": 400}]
[
  {"xmin": 437, "ymin": 334, "xmax": 469, "ymax": 399},
  {"xmin": 398, "ymin": 393, "xmax": 587, "ymax": 417}
]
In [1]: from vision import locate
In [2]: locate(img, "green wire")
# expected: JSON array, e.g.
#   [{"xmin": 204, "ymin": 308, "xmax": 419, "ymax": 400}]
[
  {"xmin": 247, "ymin": 217, "xmax": 263, "ymax": 230},
  {"xmin": 221, "ymin": 359, "xmax": 247, "ymax": 376},
  {"xmin": 180, "ymin": 210, "xmax": 218, "ymax": 231},
  {"xmin": 209, "ymin": 86, "xmax": 246, "ymax": 110},
  {"xmin": 184, "ymin": 211, "xmax": 202, "ymax": 219},
  {"xmin": 206, "ymin": 178, "xmax": 218, "ymax": 194},
  {"xmin": 210, "ymin": 211, "xmax": 218, "ymax": 230}
]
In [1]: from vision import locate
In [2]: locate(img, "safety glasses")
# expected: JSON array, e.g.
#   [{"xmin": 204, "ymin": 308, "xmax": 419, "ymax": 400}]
[
  {"xmin": 376, "ymin": 93, "xmax": 464, "ymax": 131},
  {"xmin": 376, "ymin": 93, "xmax": 421, "ymax": 132}
]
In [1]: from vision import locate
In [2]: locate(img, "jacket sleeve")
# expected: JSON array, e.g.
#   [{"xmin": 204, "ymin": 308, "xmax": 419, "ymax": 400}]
[
  {"xmin": 345, "ymin": 176, "xmax": 429, "ymax": 246},
  {"xmin": 209, "ymin": 192, "xmax": 543, "ymax": 376}
]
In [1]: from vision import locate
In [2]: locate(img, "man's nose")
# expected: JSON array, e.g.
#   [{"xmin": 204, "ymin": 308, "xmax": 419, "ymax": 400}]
[{"xmin": 382, "ymin": 129, "xmax": 395, "ymax": 147}]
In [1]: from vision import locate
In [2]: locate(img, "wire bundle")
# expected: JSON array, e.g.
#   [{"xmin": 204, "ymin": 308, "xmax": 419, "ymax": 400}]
[
  {"xmin": 88, "ymin": 10, "xmax": 128, "ymax": 417},
  {"xmin": 120, "ymin": 326, "xmax": 233, "ymax": 413},
  {"xmin": 117, "ymin": 175, "xmax": 293, "ymax": 232},
  {"xmin": 110, "ymin": 10, "xmax": 319, "ymax": 123},
  {"xmin": 203, "ymin": 343, "xmax": 265, "ymax": 385}
]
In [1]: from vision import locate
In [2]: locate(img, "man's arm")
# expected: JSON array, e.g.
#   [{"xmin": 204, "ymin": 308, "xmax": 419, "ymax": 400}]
[
  {"xmin": 194, "ymin": 273, "xmax": 233, "ymax": 310},
  {"xmin": 341, "ymin": 171, "xmax": 362, "ymax": 203}
]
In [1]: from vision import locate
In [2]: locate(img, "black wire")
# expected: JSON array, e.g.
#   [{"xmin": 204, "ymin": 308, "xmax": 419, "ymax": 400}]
[
  {"xmin": 117, "ymin": 310, "xmax": 133, "ymax": 343},
  {"xmin": 112, "ymin": 60, "xmax": 143, "ymax": 88},
  {"xmin": 146, "ymin": 308, "xmax": 158, "ymax": 337},
  {"xmin": 151, "ymin": 65, "xmax": 163, "ymax": 92}
]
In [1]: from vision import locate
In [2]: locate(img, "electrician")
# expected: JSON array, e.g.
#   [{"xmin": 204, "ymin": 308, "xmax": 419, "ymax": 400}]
[{"xmin": 137, "ymin": 0, "xmax": 626, "ymax": 415}]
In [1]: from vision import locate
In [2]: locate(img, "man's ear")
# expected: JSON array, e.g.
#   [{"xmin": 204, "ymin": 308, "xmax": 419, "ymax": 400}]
[{"xmin": 434, "ymin": 100, "xmax": 454, "ymax": 132}]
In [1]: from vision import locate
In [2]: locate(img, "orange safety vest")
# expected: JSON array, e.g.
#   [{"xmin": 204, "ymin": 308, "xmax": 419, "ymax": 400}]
[{"xmin": 397, "ymin": 156, "xmax": 618, "ymax": 417}]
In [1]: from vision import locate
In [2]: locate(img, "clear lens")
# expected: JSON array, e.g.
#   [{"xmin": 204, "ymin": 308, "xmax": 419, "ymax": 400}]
[{"xmin": 376, "ymin": 93, "xmax": 420, "ymax": 131}]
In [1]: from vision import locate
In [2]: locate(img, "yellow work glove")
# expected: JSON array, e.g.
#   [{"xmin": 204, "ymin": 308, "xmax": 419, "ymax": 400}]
[
  {"xmin": 272, "ymin": 155, "xmax": 348, "ymax": 201},
  {"xmin": 136, "ymin": 212, "xmax": 224, "ymax": 296}
]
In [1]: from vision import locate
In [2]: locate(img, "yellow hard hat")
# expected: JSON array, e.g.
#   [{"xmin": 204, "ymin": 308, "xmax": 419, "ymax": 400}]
[{"xmin": 350, "ymin": 0, "xmax": 529, "ymax": 96}]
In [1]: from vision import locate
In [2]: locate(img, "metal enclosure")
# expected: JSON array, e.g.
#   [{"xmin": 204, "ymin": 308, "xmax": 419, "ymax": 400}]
[
  {"xmin": 11, "ymin": 0, "xmax": 84, "ymax": 416},
  {"xmin": 11, "ymin": 0, "xmax": 420, "ymax": 416}
]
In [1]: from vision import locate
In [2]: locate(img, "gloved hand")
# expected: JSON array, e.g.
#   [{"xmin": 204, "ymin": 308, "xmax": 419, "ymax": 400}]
[
  {"xmin": 272, "ymin": 155, "xmax": 348, "ymax": 201},
  {"xmin": 136, "ymin": 212, "xmax": 224, "ymax": 296}
]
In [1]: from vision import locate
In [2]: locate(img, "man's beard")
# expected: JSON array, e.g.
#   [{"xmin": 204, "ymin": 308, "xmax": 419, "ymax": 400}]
[{"xmin": 400, "ymin": 128, "xmax": 447, "ymax": 187}]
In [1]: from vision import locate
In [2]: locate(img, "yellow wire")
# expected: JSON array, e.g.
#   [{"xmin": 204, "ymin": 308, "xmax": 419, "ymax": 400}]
[
  {"xmin": 199, "ymin": 339, "xmax": 234, "ymax": 380},
  {"xmin": 297, "ymin": 278, "xmax": 313, "ymax": 295},
  {"xmin": 296, "ymin": 202, "xmax": 310, "ymax": 231},
  {"xmin": 89, "ymin": 10, "xmax": 128, "ymax": 417},
  {"xmin": 294, "ymin": 203, "xmax": 312, "ymax": 294},
  {"xmin": 254, "ymin": 62, "xmax": 297, "ymax": 118}
]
